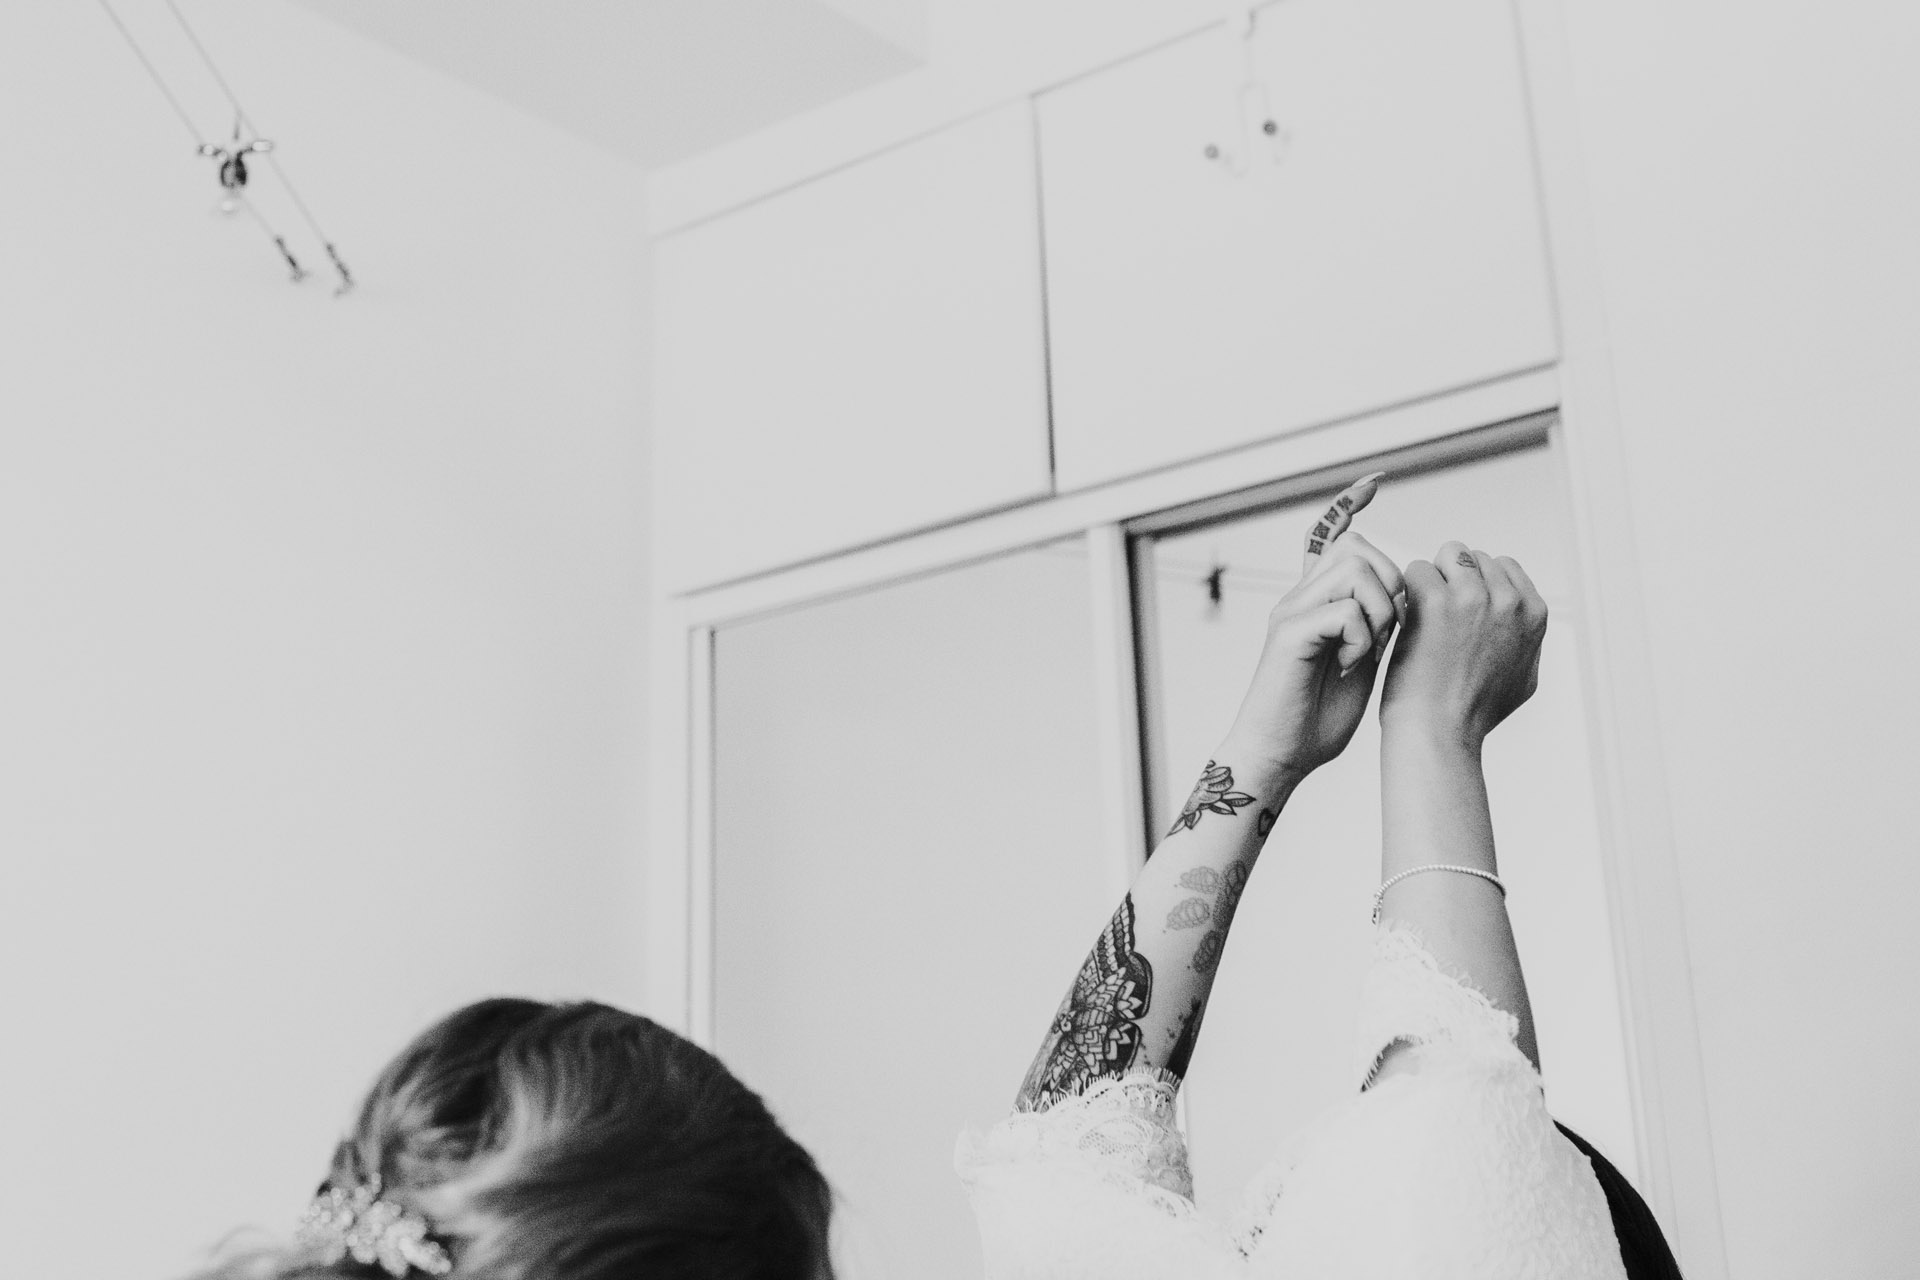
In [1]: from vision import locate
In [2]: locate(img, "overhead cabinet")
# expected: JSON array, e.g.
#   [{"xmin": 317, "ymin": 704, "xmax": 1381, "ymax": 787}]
[
  {"xmin": 653, "ymin": 103, "xmax": 1053, "ymax": 593},
  {"xmin": 1038, "ymin": 0, "xmax": 1559, "ymax": 491}
]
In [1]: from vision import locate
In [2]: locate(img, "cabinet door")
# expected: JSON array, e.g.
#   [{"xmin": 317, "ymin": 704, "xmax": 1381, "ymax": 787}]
[
  {"xmin": 1040, "ymin": 0, "xmax": 1557, "ymax": 491},
  {"xmin": 654, "ymin": 103, "xmax": 1052, "ymax": 593},
  {"xmin": 712, "ymin": 542, "xmax": 1111, "ymax": 1279}
]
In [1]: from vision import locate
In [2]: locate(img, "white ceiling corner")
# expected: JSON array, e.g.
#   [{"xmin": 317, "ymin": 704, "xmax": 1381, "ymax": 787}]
[
  {"xmin": 816, "ymin": 0, "xmax": 928, "ymax": 58},
  {"xmin": 286, "ymin": 0, "xmax": 927, "ymax": 170}
]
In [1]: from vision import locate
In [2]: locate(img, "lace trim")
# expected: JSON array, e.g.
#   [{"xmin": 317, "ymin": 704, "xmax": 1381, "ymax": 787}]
[
  {"xmin": 958, "ymin": 926, "xmax": 1528, "ymax": 1240},
  {"xmin": 1353, "ymin": 923, "xmax": 1525, "ymax": 1088},
  {"xmin": 1223, "ymin": 925, "xmax": 1530, "ymax": 1255},
  {"xmin": 957, "ymin": 1066, "xmax": 1195, "ymax": 1206}
]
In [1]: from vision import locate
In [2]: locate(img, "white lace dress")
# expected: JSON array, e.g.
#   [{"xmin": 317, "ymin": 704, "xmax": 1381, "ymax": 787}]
[{"xmin": 955, "ymin": 926, "xmax": 1627, "ymax": 1279}]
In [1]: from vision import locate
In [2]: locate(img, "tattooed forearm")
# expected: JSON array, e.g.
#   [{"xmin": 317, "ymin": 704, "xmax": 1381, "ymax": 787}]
[
  {"xmin": 1014, "ymin": 895, "xmax": 1155, "ymax": 1112},
  {"xmin": 1164, "ymin": 858, "xmax": 1252, "ymax": 976},
  {"xmin": 1016, "ymin": 759, "xmax": 1288, "ymax": 1109},
  {"xmin": 1165, "ymin": 994, "xmax": 1207, "ymax": 1079},
  {"xmin": 1166, "ymin": 761, "xmax": 1256, "ymax": 838}
]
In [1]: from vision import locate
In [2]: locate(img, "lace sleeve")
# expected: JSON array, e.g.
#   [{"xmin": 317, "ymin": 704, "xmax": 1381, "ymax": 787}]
[
  {"xmin": 1224, "ymin": 926, "xmax": 1622, "ymax": 1279},
  {"xmin": 956, "ymin": 1069, "xmax": 1242, "ymax": 1279},
  {"xmin": 956, "ymin": 1067, "xmax": 1192, "ymax": 1203},
  {"xmin": 1353, "ymin": 924, "xmax": 1529, "ymax": 1088}
]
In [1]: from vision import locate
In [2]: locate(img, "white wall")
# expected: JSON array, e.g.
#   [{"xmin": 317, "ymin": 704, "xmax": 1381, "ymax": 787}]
[
  {"xmin": 1549, "ymin": 3, "xmax": 1920, "ymax": 1276},
  {"xmin": 0, "ymin": 4, "xmax": 651, "ymax": 1278}
]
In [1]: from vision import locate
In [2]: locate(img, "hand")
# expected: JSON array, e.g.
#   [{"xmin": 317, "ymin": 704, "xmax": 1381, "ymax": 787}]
[
  {"xmin": 1379, "ymin": 542, "xmax": 1548, "ymax": 749},
  {"xmin": 1221, "ymin": 474, "xmax": 1406, "ymax": 778}
]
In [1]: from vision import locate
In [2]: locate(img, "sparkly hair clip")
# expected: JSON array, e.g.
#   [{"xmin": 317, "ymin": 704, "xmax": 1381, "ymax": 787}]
[{"xmin": 295, "ymin": 1175, "xmax": 454, "ymax": 1277}]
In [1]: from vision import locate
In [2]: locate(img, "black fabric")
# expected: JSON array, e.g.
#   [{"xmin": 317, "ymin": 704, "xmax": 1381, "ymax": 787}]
[{"xmin": 1554, "ymin": 1122, "xmax": 1685, "ymax": 1280}]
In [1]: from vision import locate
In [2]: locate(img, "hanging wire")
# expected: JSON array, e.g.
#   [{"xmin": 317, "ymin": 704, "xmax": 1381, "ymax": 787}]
[
  {"xmin": 240, "ymin": 197, "xmax": 308, "ymax": 282},
  {"xmin": 162, "ymin": 0, "xmax": 354, "ymax": 294},
  {"xmin": 91, "ymin": 0, "xmax": 207, "ymax": 148},
  {"xmin": 95, "ymin": 0, "xmax": 310, "ymax": 279},
  {"xmin": 1155, "ymin": 553, "xmax": 1300, "ymax": 599},
  {"xmin": 93, "ymin": 0, "xmax": 351, "ymax": 293}
]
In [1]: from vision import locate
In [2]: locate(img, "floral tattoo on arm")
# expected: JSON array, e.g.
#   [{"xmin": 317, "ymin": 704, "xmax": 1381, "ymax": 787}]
[
  {"xmin": 1166, "ymin": 761, "xmax": 1256, "ymax": 838},
  {"xmin": 1166, "ymin": 856, "xmax": 1254, "ymax": 976},
  {"xmin": 1015, "ymin": 895, "xmax": 1155, "ymax": 1112}
]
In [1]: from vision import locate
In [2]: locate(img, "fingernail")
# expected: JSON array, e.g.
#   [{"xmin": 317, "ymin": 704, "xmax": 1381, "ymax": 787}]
[{"xmin": 1355, "ymin": 471, "xmax": 1387, "ymax": 487}]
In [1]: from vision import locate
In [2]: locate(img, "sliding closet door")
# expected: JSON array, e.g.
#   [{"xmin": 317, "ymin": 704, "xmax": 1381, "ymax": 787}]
[
  {"xmin": 1137, "ymin": 439, "xmax": 1638, "ymax": 1212},
  {"xmin": 711, "ymin": 543, "xmax": 1111, "ymax": 1279}
]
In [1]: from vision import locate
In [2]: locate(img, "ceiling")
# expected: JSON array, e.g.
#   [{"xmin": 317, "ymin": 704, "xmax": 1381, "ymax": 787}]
[{"xmin": 288, "ymin": 0, "xmax": 927, "ymax": 170}]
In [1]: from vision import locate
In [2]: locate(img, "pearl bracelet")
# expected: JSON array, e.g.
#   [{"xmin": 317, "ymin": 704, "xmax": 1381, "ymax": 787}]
[{"xmin": 1371, "ymin": 863, "xmax": 1507, "ymax": 925}]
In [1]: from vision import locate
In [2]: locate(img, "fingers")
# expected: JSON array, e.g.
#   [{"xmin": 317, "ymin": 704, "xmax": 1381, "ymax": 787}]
[
  {"xmin": 1401, "ymin": 558, "xmax": 1446, "ymax": 604},
  {"xmin": 1496, "ymin": 555, "xmax": 1549, "ymax": 629},
  {"xmin": 1307, "ymin": 552, "xmax": 1400, "ymax": 658},
  {"xmin": 1394, "ymin": 558, "xmax": 1444, "ymax": 633},
  {"xmin": 1326, "ymin": 531, "xmax": 1407, "ymax": 626},
  {"xmin": 1496, "ymin": 554, "xmax": 1538, "ymax": 597},
  {"xmin": 1300, "ymin": 471, "xmax": 1386, "ymax": 577},
  {"xmin": 1445, "ymin": 546, "xmax": 1549, "ymax": 632},
  {"xmin": 1475, "ymin": 550, "xmax": 1520, "ymax": 613},
  {"xmin": 1432, "ymin": 544, "xmax": 1533, "ymax": 619},
  {"xmin": 1432, "ymin": 540, "xmax": 1487, "ymax": 594},
  {"xmin": 1405, "ymin": 548, "xmax": 1550, "ymax": 633},
  {"xmin": 1430, "ymin": 543, "xmax": 1542, "ymax": 595},
  {"xmin": 1290, "ymin": 597, "xmax": 1375, "ymax": 676}
]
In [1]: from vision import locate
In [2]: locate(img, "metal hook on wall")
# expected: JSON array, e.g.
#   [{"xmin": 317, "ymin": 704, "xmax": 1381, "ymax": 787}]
[{"xmin": 1202, "ymin": 3, "xmax": 1291, "ymax": 175}]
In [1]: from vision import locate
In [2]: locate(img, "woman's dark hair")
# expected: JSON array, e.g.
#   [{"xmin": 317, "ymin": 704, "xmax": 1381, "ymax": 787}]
[
  {"xmin": 190, "ymin": 999, "xmax": 833, "ymax": 1280},
  {"xmin": 1555, "ymin": 1123, "xmax": 1684, "ymax": 1280}
]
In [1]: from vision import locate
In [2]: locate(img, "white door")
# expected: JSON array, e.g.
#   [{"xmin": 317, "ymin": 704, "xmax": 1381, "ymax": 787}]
[{"xmin": 710, "ymin": 541, "xmax": 1113, "ymax": 1278}]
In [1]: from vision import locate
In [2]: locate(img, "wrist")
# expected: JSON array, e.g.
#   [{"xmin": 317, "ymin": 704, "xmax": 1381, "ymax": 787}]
[
  {"xmin": 1378, "ymin": 702, "xmax": 1487, "ymax": 759},
  {"xmin": 1210, "ymin": 732, "xmax": 1310, "ymax": 803}
]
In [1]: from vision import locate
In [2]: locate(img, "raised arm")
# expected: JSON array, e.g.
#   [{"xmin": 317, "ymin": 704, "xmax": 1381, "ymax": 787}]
[
  {"xmin": 1370, "ymin": 542, "xmax": 1549, "ymax": 1084},
  {"xmin": 1014, "ymin": 475, "xmax": 1405, "ymax": 1112}
]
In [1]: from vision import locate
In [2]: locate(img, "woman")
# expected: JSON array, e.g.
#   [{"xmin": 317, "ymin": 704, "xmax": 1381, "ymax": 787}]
[
  {"xmin": 186, "ymin": 1000, "xmax": 833, "ymax": 1279},
  {"xmin": 958, "ymin": 474, "xmax": 1684, "ymax": 1279}
]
